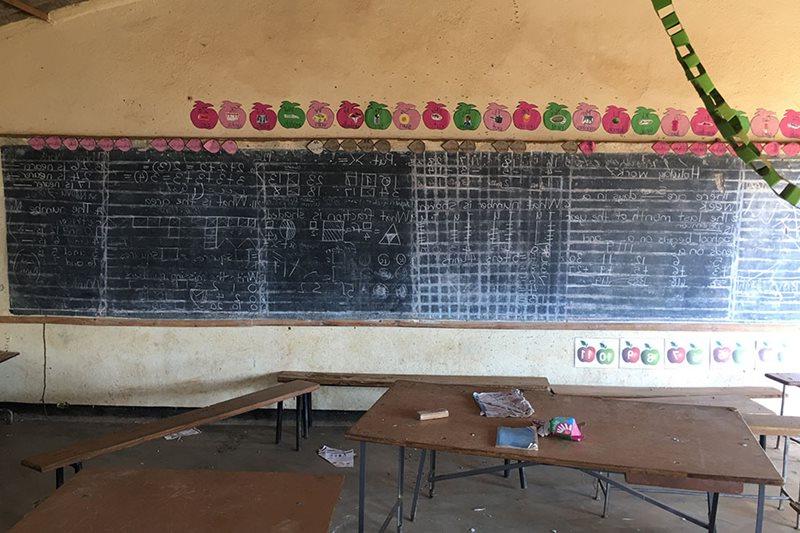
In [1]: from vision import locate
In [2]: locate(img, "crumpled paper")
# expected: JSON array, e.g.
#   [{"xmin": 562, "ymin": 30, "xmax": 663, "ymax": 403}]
[
  {"xmin": 317, "ymin": 445, "xmax": 355, "ymax": 468},
  {"xmin": 473, "ymin": 389, "xmax": 534, "ymax": 418}
]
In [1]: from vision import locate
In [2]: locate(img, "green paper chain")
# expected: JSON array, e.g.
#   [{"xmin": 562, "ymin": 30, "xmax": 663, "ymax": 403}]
[{"xmin": 651, "ymin": 0, "xmax": 800, "ymax": 208}]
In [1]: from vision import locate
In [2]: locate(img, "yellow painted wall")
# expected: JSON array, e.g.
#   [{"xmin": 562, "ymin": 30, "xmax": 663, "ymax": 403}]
[{"xmin": 0, "ymin": 0, "xmax": 797, "ymax": 409}]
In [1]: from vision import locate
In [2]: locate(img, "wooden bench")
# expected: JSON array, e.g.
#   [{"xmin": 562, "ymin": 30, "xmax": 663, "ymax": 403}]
[
  {"xmin": 0, "ymin": 350, "xmax": 19, "ymax": 364},
  {"xmin": 744, "ymin": 414, "xmax": 800, "ymax": 437},
  {"xmin": 550, "ymin": 384, "xmax": 782, "ymax": 399},
  {"xmin": 21, "ymin": 380, "xmax": 318, "ymax": 488},
  {"xmin": 276, "ymin": 371, "xmax": 551, "ymax": 390}
]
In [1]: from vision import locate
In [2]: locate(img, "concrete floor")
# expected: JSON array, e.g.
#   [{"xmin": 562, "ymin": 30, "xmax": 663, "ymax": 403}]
[{"xmin": 2, "ymin": 410, "xmax": 799, "ymax": 532}]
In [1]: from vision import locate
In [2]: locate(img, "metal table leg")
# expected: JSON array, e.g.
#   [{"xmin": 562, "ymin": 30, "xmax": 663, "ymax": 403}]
[
  {"xmin": 428, "ymin": 450, "xmax": 437, "ymax": 498},
  {"xmin": 518, "ymin": 461, "xmax": 527, "ymax": 489},
  {"xmin": 275, "ymin": 401, "xmax": 283, "ymax": 444},
  {"xmin": 302, "ymin": 394, "xmax": 309, "ymax": 439},
  {"xmin": 410, "ymin": 449, "xmax": 427, "ymax": 521},
  {"xmin": 781, "ymin": 435, "xmax": 791, "ymax": 510},
  {"xmin": 756, "ymin": 483, "xmax": 765, "ymax": 533},
  {"xmin": 307, "ymin": 393, "xmax": 313, "ymax": 428},
  {"xmin": 358, "ymin": 442, "xmax": 366, "ymax": 533},
  {"xmin": 778, "ymin": 384, "xmax": 787, "ymax": 449},
  {"xmin": 295, "ymin": 395, "xmax": 302, "ymax": 451},
  {"xmin": 707, "ymin": 492, "xmax": 719, "ymax": 532},
  {"xmin": 397, "ymin": 447, "xmax": 405, "ymax": 532},
  {"xmin": 55, "ymin": 467, "xmax": 64, "ymax": 489},
  {"xmin": 503, "ymin": 458, "xmax": 510, "ymax": 478}
]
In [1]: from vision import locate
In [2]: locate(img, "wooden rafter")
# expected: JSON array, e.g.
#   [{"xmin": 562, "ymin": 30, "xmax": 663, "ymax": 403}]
[{"xmin": 1, "ymin": 0, "xmax": 51, "ymax": 22}]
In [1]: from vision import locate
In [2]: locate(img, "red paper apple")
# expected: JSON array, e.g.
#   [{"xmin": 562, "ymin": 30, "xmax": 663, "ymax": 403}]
[
  {"xmin": 689, "ymin": 142, "xmax": 707, "ymax": 156},
  {"xmin": 751, "ymin": 108, "xmax": 779, "ymax": 138},
  {"xmin": 621, "ymin": 342, "xmax": 640, "ymax": 364},
  {"xmin": 306, "ymin": 101, "xmax": 334, "ymax": 129},
  {"xmin": 483, "ymin": 102, "xmax": 512, "ymax": 131},
  {"xmin": 667, "ymin": 343, "xmax": 686, "ymax": 364},
  {"xmin": 690, "ymin": 107, "xmax": 718, "ymax": 136},
  {"xmin": 250, "ymin": 103, "xmax": 277, "ymax": 130},
  {"xmin": 219, "ymin": 101, "xmax": 246, "ymax": 129},
  {"xmin": 393, "ymin": 102, "xmax": 421, "ymax": 130},
  {"xmin": 573, "ymin": 102, "xmax": 601, "ymax": 132},
  {"xmin": 601, "ymin": 105, "xmax": 630, "ymax": 134},
  {"xmin": 577, "ymin": 341, "xmax": 596, "ymax": 363},
  {"xmin": 712, "ymin": 342, "xmax": 732, "ymax": 363},
  {"xmin": 337, "ymin": 101, "xmax": 364, "ymax": 129},
  {"xmin": 190, "ymin": 100, "xmax": 219, "ymax": 129},
  {"xmin": 512, "ymin": 101, "xmax": 541, "ymax": 131},
  {"xmin": 780, "ymin": 109, "xmax": 800, "ymax": 138},
  {"xmin": 661, "ymin": 108, "xmax": 690, "ymax": 136},
  {"xmin": 423, "ymin": 101, "xmax": 450, "ymax": 130}
]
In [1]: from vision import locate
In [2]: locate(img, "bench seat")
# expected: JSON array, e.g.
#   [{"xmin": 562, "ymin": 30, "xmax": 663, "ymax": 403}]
[
  {"xmin": 276, "ymin": 371, "xmax": 550, "ymax": 390},
  {"xmin": 744, "ymin": 414, "xmax": 800, "ymax": 437},
  {"xmin": 550, "ymin": 384, "xmax": 781, "ymax": 399}
]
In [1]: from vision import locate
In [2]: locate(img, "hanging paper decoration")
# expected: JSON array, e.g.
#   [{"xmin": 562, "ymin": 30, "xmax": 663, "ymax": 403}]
[
  {"xmin": 578, "ymin": 141, "xmax": 596, "ymax": 155},
  {"xmin": 652, "ymin": 141, "xmax": 670, "ymax": 155},
  {"xmin": 708, "ymin": 142, "xmax": 728, "ymax": 156},
  {"xmin": 337, "ymin": 101, "xmax": 364, "ymax": 129},
  {"xmin": 422, "ymin": 101, "xmax": 450, "ymax": 130},
  {"xmin": 784, "ymin": 143, "xmax": 800, "ymax": 157},
  {"xmin": 631, "ymin": 107, "xmax": 661, "ymax": 135},
  {"xmin": 661, "ymin": 108, "xmax": 689, "ymax": 136},
  {"xmin": 250, "ymin": 103, "xmax": 278, "ymax": 130},
  {"xmin": 150, "ymin": 138, "xmax": 168, "ymax": 152},
  {"xmin": 203, "ymin": 139, "xmax": 221, "ymax": 153},
  {"xmin": 543, "ymin": 102, "xmax": 571, "ymax": 131},
  {"xmin": 393, "ymin": 102, "xmax": 421, "ymax": 130},
  {"xmin": 601, "ymin": 106, "xmax": 631, "ymax": 135},
  {"xmin": 79, "ymin": 138, "xmax": 96, "ymax": 151},
  {"xmin": 365, "ymin": 101, "xmax": 392, "ymax": 130},
  {"xmin": 97, "ymin": 138, "xmax": 114, "ymax": 152},
  {"xmin": 512, "ymin": 101, "xmax": 541, "ymax": 131},
  {"xmin": 28, "ymin": 137, "xmax": 45, "ymax": 150},
  {"xmin": 64, "ymin": 138, "xmax": 80, "ymax": 151},
  {"xmin": 671, "ymin": 142, "xmax": 688, "ymax": 155},
  {"xmin": 732, "ymin": 110, "xmax": 750, "ymax": 134},
  {"xmin": 763, "ymin": 141, "xmax": 780, "ymax": 157},
  {"xmin": 751, "ymin": 109, "xmax": 778, "ymax": 138},
  {"xmin": 779, "ymin": 110, "xmax": 800, "ymax": 139},
  {"xmin": 190, "ymin": 100, "xmax": 219, "ymax": 129},
  {"xmin": 453, "ymin": 103, "xmax": 480, "ymax": 130},
  {"xmin": 45, "ymin": 136, "xmax": 62, "ymax": 149},
  {"xmin": 689, "ymin": 142, "xmax": 707, "ymax": 156},
  {"xmin": 572, "ymin": 103, "xmax": 600, "ymax": 132},
  {"xmin": 185, "ymin": 139, "xmax": 203, "ymax": 152},
  {"xmin": 168, "ymin": 138, "xmax": 185, "ymax": 151},
  {"xmin": 306, "ymin": 101, "xmax": 334, "ymax": 129},
  {"xmin": 483, "ymin": 102, "xmax": 512, "ymax": 131},
  {"xmin": 221, "ymin": 140, "xmax": 238, "ymax": 155}
]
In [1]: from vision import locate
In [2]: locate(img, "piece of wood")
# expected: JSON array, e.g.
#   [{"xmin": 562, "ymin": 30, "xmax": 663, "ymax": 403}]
[
  {"xmin": 0, "ymin": 350, "xmax": 19, "ymax": 364},
  {"xmin": 0, "ymin": 0, "xmax": 49, "ymax": 21},
  {"xmin": 550, "ymin": 384, "xmax": 781, "ymax": 399},
  {"xmin": 417, "ymin": 408, "xmax": 449, "ymax": 421},
  {"xmin": 744, "ymin": 414, "xmax": 800, "ymax": 437},
  {"xmin": 0, "ymin": 315, "xmax": 796, "ymax": 332},
  {"xmin": 21, "ymin": 380, "xmax": 318, "ymax": 473},
  {"xmin": 9, "ymin": 469, "xmax": 343, "ymax": 533},
  {"xmin": 625, "ymin": 472, "xmax": 743, "ymax": 494},
  {"xmin": 276, "ymin": 371, "xmax": 550, "ymax": 390},
  {"xmin": 765, "ymin": 373, "xmax": 800, "ymax": 387},
  {"xmin": 345, "ymin": 381, "xmax": 783, "ymax": 486},
  {"xmin": 624, "ymin": 395, "xmax": 775, "ymax": 416}
]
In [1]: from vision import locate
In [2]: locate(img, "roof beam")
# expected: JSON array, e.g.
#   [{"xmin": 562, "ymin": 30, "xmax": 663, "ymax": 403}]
[{"xmin": 1, "ymin": 0, "xmax": 51, "ymax": 22}]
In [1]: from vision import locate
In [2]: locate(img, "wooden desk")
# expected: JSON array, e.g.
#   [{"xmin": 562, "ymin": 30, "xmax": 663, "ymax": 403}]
[
  {"xmin": 346, "ymin": 380, "xmax": 781, "ymax": 533},
  {"xmin": 10, "ymin": 469, "xmax": 344, "ymax": 533},
  {"xmin": 622, "ymin": 395, "xmax": 775, "ymax": 416},
  {"xmin": 277, "ymin": 371, "xmax": 550, "ymax": 390},
  {"xmin": 0, "ymin": 351, "xmax": 19, "ymax": 364},
  {"xmin": 551, "ymin": 384, "xmax": 781, "ymax": 399},
  {"xmin": 765, "ymin": 373, "xmax": 800, "ymax": 387}
]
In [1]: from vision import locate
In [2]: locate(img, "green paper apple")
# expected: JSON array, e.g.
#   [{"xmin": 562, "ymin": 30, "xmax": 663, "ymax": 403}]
[
  {"xmin": 544, "ymin": 102, "xmax": 571, "ymax": 131},
  {"xmin": 365, "ymin": 101, "xmax": 391, "ymax": 130},
  {"xmin": 632, "ymin": 107, "xmax": 661, "ymax": 135},
  {"xmin": 642, "ymin": 344, "xmax": 661, "ymax": 365},
  {"xmin": 454, "ymin": 102, "xmax": 481, "ymax": 130},
  {"xmin": 686, "ymin": 344, "xmax": 704, "ymax": 365},
  {"xmin": 732, "ymin": 342, "xmax": 746, "ymax": 364},
  {"xmin": 732, "ymin": 109, "xmax": 750, "ymax": 134},
  {"xmin": 278, "ymin": 101, "xmax": 306, "ymax": 129},
  {"xmin": 597, "ymin": 343, "xmax": 615, "ymax": 365}
]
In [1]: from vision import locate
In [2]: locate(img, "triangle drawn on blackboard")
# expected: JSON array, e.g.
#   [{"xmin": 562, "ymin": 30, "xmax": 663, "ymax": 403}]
[{"xmin": 379, "ymin": 224, "xmax": 401, "ymax": 246}]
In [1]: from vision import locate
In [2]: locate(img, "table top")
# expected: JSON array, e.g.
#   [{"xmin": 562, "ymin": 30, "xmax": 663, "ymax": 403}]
[
  {"xmin": 278, "ymin": 371, "xmax": 550, "ymax": 389},
  {"xmin": 622, "ymin": 395, "xmax": 775, "ymax": 415},
  {"xmin": 346, "ymin": 381, "xmax": 782, "ymax": 486},
  {"xmin": 10, "ymin": 469, "xmax": 344, "ymax": 533},
  {"xmin": 551, "ymin": 384, "xmax": 781, "ymax": 399},
  {"xmin": 765, "ymin": 373, "xmax": 800, "ymax": 387}
]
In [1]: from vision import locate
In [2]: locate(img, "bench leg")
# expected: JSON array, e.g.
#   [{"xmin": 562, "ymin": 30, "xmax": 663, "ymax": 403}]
[
  {"xmin": 295, "ymin": 395, "xmax": 302, "ymax": 452},
  {"xmin": 503, "ymin": 459, "xmax": 510, "ymax": 478},
  {"xmin": 428, "ymin": 450, "xmax": 436, "ymax": 498},
  {"xmin": 358, "ymin": 441, "xmax": 367, "ymax": 533},
  {"xmin": 71, "ymin": 462, "xmax": 82, "ymax": 473},
  {"xmin": 55, "ymin": 467, "xmax": 64, "ymax": 489},
  {"xmin": 760, "ymin": 434, "xmax": 767, "ymax": 449},
  {"xmin": 780, "ymin": 436, "xmax": 791, "ymax": 510},
  {"xmin": 777, "ymin": 384, "xmax": 787, "ymax": 449},
  {"xmin": 707, "ymin": 492, "xmax": 719, "ymax": 533},
  {"xmin": 307, "ymin": 393, "xmax": 313, "ymax": 428},
  {"xmin": 409, "ymin": 449, "xmax": 427, "ymax": 521},
  {"xmin": 518, "ymin": 461, "xmax": 527, "ymax": 489},
  {"xmin": 275, "ymin": 401, "xmax": 284, "ymax": 444},
  {"xmin": 302, "ymin": 393, "xmax": 309, "ymax": 439}
]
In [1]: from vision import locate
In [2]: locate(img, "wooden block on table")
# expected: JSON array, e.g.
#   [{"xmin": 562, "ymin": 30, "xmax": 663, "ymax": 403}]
[{"xmin": 417, "ymin": 409, "xmax": 449, "ymax": 421}]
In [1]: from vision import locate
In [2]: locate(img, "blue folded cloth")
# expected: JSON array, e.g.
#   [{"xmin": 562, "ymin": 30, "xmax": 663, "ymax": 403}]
[{"xmin": 496, "ymin": 426, "xmax": 538, "ymax": 450}]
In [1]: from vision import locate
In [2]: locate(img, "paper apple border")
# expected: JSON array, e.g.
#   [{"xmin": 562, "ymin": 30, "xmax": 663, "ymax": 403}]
[
  {"xmin": 620, "ymin": 338, "xmax": 664, "ymax": 369},
  {"xmin": 574, "ymin": 338, "xmax": 619, "ymax": 368},
  {"xmin": 188, "ymin": 100, "xmax": 800, "ymax": 142},
  {"xmin": 755, "ymin": 339, "xmax": 792, "ymax": 370},
  {"xmin": 709, "ymin": 338, "xmax": 754, "ymax": 369},
  {"xmin": 664, "ymin": 338, "xmax": 708, "ymax": 370}
]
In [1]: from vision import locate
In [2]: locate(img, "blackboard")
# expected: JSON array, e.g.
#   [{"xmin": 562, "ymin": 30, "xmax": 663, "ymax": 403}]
[{"xmin": 2, "ymin": 146, "xmax": 799, "ymax": 323}]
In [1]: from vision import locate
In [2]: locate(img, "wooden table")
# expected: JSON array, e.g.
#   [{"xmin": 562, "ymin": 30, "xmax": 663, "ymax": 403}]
[
  {"xmin": 10, "ymin": 469, "xmax": 344, "ymax": 533},
  {"xmin": 0, "ymin": 351, "xmax": 19, "ymax": 364},
  {"xmin": 622, "ymin": 395, "xmax": 775, "ymax": 416},
  {"xmin": 277, "ymin": 371, "xmax": 551, "ymax": 390},
  {"xmin": 346, "ymin": 380, "xmax": 782, "ymax": 533},
  {"xmin": 551, "ymin": 384, "xmax": 781, "ymax": 399}
]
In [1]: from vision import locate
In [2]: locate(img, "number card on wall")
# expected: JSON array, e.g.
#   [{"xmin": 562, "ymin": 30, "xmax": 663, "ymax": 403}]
[
  {"xmin": 664, "ymin": 337, "xmax": 708, "ymax": 370},
  {"xmin": 619, "ymin": 338, "xmax": 664, "ymax": 369},
  {"xmin": 709, "ymin": 338, "xmax": 754, "ymax": 370},
  {"xmin": 574, "ymin": 338, "xmax": 619, "ymax": 368}
]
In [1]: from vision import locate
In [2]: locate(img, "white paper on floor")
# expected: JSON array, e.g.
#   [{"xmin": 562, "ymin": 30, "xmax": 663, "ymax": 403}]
[
  {"xmin": 317, "ymin": 445, "xmax": 355, "ymax": 467},
  {"xmin": 163, "ymin": 428, "xmax": 201, "ymax": 440}
]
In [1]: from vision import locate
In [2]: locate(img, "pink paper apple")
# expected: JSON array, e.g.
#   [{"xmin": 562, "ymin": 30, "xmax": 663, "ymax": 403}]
[
  {"xmin": 483, "ymin": 102, "xmax": 512, "ymax": 131},
  {"xmin": 113, "ymin": 138, "xmax": 131, "ymax": 151},
  {"xmin": 203, "ymin": 139, "xmax": 221, "ymax": 153},
  {"xmin": 219, "ymin": 101, "xmax": 246, "ymax": 129},
  {"xmin": 573, "ymin": 103, "xmax": 601, "ymax": 132},
  {"xmin": 579, "ymin": 141, "xmax": 596, "ymax": 155},
  {"xmin": 150, "ymin": 138, "xmax": 168, "ymax": 152},
  {"xmin": 97, "ymin": 138, "xmax": 114, "ymax": 152},
  {"xmin": 45, "ymin": 136, "xmax": 61, "ymax": 149},
  {"xmin": 28, "ymin": 137, "xmax": 45, "ymax": 150},
  {"xmin": 63, "ymin": 138, "xmax": 79, "ymax": 151},
  {"xmin": 307, "ymin": 101, "xmax": 334, "ymax": 129},
  {"xmin": 79, "ymin": 138, "xmax": 96, "ymax": 151},
  {"xmin": 168, "ymin": 139, "xmax": 185, "ymax": 151},
  {"xmin": 602, "ymin": 106, "xmax": 630, "ymax": 134},
  {"xmin": 783, "ymin": 143, "xmax": 800, "ymax": 157},
  {"xmin": 780, "ymin": 110, "xmax": 800, "ymax": 138},
  {"xmin": 662, "ymin": 108, "xmax": 690, "ymax": 137},
  {"xmin": 763, "ymin": 141, "xmax": 780, "ymax": 157},
  {"xmin": 186, "ymin": 139, "xmax": 203, "ymax": 152},
  {"xmin": 221, "ymin": 140, "xmax": 238, "ymax": 155},
  {"xmin": 708, "ymin": 142, "xmax": 728, "ymax": 156},
  {"xmin": 689, "ymin": 142, "xmax": 707, "ymax": 156},
  {"xmin": 751, "ymin": 108, "xmax": 779, "ymax": 138},
  {"xmin": 393, "ymin": 102, "xmax": 421, "ymax": 130}
]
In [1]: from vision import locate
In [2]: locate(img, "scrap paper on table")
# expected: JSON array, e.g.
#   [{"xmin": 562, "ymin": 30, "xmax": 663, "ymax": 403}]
[
  {"xmin": 317, "ymin": 445, "xmax": 355, "ymax": 468},
  {"xmin": 473, "ymin": 389, "xmax": 534, "ymax": 418}
]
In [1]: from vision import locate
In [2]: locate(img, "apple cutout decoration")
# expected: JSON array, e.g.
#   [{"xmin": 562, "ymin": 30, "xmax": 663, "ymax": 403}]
[
  {"xmin": 631, "ymin": 107, "xmax": 661, "ymax": 135},
  {"xmin": 780, "ymin": 109, "xmax": 800, "ymax": 138},
  {"xmin": 97, "ymin": 138, "xmax": 115, "ymax": 152},
  {"xmin": 45, "ymin": 136, "xmax": 62, "ymax": 149},
  {"xmin": 64, "ymin": 138, "xmax": 81, "ymax": 151},
  {"xmin": 596, "ymin": 343, "xmax": 615, "ymax": 365},
  {"xmin": 454, "ymin": 102, "xmax": 480, "ymax": 131},
  {"xmin": 186, "ymin": 139, "xmax": 203, "ymax": 152},
  {"xmin": 150, "ymin": 138, "xmax": 168, "ymax": 152},
  {"xmin": 689, "ymin": 142, "xmax": 707, "ymax": 157},
  {"xmin": 203, "ymin": 139, "xmax": 221, "ymax": 154},
  {"xmin": 576, "ymin": 340, "xmax": 596, "ymax": 363},
  {"xmin": 79, "ymin": 138, "xmax": 96, "ymax": 151},
  {"xmin": 422, "ymin": 101, "xmax": 450, "ymax": 130},
  {"xmin": 28, "ymin": 137, "xmax": 46, "ymax": 150},
  {"xmin": 686, "ymin": 344, "xmax": 704, "ymax": 365},
  {"xmin": 277, "ymin": 101, "xmax": 305, "ymax": 129},
  {"xmin": 513, "ymin": 101, "xmax": 541, "ymax": 131},
  {"xmin": 572, "ymin": 102, "xmax": 600, "ymax": 132},
  {"xmin": 483, "ymin": 102, "xmax": 512, "ymax": 131},
  {"xmin": 712, "ymin": 341, "xmax": 732, "ymax": 363},
  {"xmin": 543, "ymin": 102, "xmax": 571, "ymax": 131},
  {"xmin": 757, "ymin": 341, "xmax": 784, "ymax": 364},
  {"xmin": 602, "ymin": 105, "xmax": 631, "ymax": 135},
  {"xmin": 708, "ymin": 142, "xmax": 728, "ymax": 156},
  {"xmin": 393, "ymin": 102, "xmax": 421, "ymax": 130},
  {"xmin": 661, "ymin": 108, "xmax": 690, "ymax": 136},
  {"xmin": 337, "ymin": 101, "xmax": 364, "ymax": 129},
  {"xmin": 751, "ymin": 108, "xmax": 779, "ymax": 138},
  {"xmin": 250, "ymin": 103, "xmax": 278, "ymax": 130},
  {"xmin": 365, "ymin": 101, "xmax": 392, "ymax": 130},
  {"xmin": 578, "ymin": 141, "xmax": 596, "ymax": 155},
  {"xmin": 221, "ymin": 140, "xmax": 238, "ymax": 155},
  {"xmin": 306, "ymin": 101, "xmax": 334, "ymax": 129},
  {"xmin": 690, "ymin": 107, "xmax": 718, "ymax": 136},
  {"xmin": 731, "ymin": 109, "xmax": 750, "ymax": 134},
  {"xmin": 783, "ymin": 143, "xmax": 800, "ymax": 157},
  {"xmin": 652, "ymin": 141, "xmax": 670, "ymax": 155},
  {"xmin": 219, "ymin": 101, "xmax": 246, "ymax": 129},
  {"xmin": 671, "ymin": 142, "xmax": 688, "ymax": 155},
  {"xmin": 763, "ymin": 141, "xmax": 780, "ymax": 157},
  {"xmin": 666, "ymin": 342, "xmax": 686, "ymax": 364},
  {"xmin": 732, "ymin": 343, "xmax": 746, "ymax": 365},
  {"xmin": 621, "ymin": 341, "xmax": 640, "ymax": 364},
  {"xmin": 642, "ymin": 344, "xmax": 660, "ymax": 366},
  {"xmin": 190, "ymin": 100, "xmax": 219, "ymax": 129}
]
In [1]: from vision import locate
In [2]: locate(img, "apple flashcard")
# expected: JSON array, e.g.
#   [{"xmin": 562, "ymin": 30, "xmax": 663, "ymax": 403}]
[
  {"xmin": 619, "ymin": 338, "xmax": 664, "ymax": 369},
  {"xmin": 664, "ymin": 338, "xmax": 708, "ymax": 370},
  {"xmin": 574, "ymin": 338, "xmax": 619, "ymax": 368},
  {"xmin": 710, "ymin": 339, "xmax": 755, "ymax": 369},
  {"xmin": 755, "ymin": 339, "xmax": 791, "ymax": 370}
]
